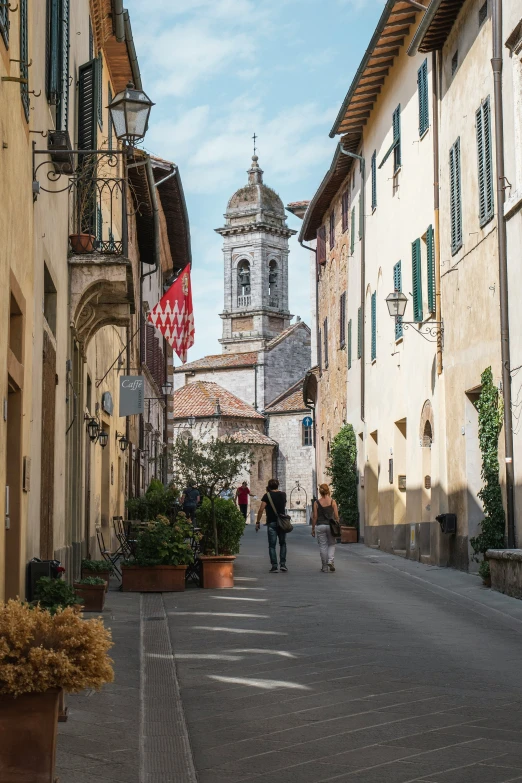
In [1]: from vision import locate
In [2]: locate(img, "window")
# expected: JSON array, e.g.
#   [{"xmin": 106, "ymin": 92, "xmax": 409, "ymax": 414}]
[
  {"xmin": 379, "ymin": 104, "xmax": 401, "ymax": 172},
  {"xmin": 426, "ymin": 225, "xmax": 435, "ymax": 314},
  {"xmin": 371, "ymin": 151, "xmax": 377, "ymax": 211},
  {"xmin": 257, "ymin": 460, "xmax": 263, "ymax": 480},
  {"xmin": 358, "ymin": 194, "xmax": 363, "ymax": 239},
  {"xmin": 47, "ymin": 0, "xmax": 70, "ymax": 130},
  {"xmin": 357, "ymin": 307, "xmax": 362, "ymax": 359},
  {"xmin": 96, "ymin": 54, "xmax": 103, "ymax": 129},
  {"xmin": 342, "ymin": 190, "xmax": 349, "ymax": 232},
  {"xmin": 412, "ymin": 238, "xmax": 423, "ymax": 322},
  {"xmin": 476, "ymin": 97, "xmax": 494, "ymax": 226},
  {"xmin": 268, "ymin": 260, "xmax": 278, "ymax": 301},
  {"xmin": 350, "ymin": 207, "xmax": 355, "ymax": 254},
  {"xmin": 318, "ymin": 327, "xmax": 322, "ymax": 370},
  {"xmin": 43, "ymin": 263, "xmax": 57, "ymax": 336},
  {"xmin": 323, "ymin": 318, "xmax": 329, "ymax": 368},
  {"xmin": 451, "ymin": 50, "xmax": 458, "ymax": 76},
  {"xmin": 0, "ymin": 0, "xmax": 9, "ymax": 46},
  {"xmin": 317, "ymin": 226, "xmax": 326, "ymax": 265},
  {"xmin": 449, "ymin": 138, "xmax": 463, "ymax": 255},
  {"xmin": 418, "ymin": 59, "xmax": 429, "ymax": 137},
  {"xmin": 108, "ymin": 83, "xmax": 113, "ymax": 150},
  {"xmin": 393, "ymin": 261, "xmax": 403, "ymax": 339},
  {"xmin": 479, "ymin": 1, "xmax": 488, "ymax": 27},
  {"xmin": 339, "ymin": 292, "xmax": 346, "ymax": 347},
  {"xmin": 303, "ymin": 422, "xmax": 313, "ymax": 447},
  {"xmin": 329, "ymin": 210, "xmax": 335, "ymax": 249},
  {"xmin": 371, "ymin": 292, "xmax": 377, "ymax": 361},
  {"xmin": 20, "ymin": 0, "xmax": 29, "ymax": 121},
  {"xmin": 347, "ymin": 319, "xmax": 352, "ymax": 369}
]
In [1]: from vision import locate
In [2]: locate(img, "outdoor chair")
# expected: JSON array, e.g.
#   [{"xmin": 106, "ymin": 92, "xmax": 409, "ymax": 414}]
[
  {"xmin": 185, "ymin": 526, "xmax": 202, "ymax": 586},
  {"xmin": 112, "ymin": 516, "xmax": 137, "ymax": 559},
  {"xmin": 96, "ymin": 526, "xmax": 122, "ymax": 580}
]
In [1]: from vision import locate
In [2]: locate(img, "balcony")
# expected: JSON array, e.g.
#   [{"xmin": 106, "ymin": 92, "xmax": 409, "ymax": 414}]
[
  {"xmin": 69, "ymin": 170, "xmax": 127, "ymax": 256},
  {"xmin": 237, "ymin": 295, "xmax": 251, "ymax": 308}
]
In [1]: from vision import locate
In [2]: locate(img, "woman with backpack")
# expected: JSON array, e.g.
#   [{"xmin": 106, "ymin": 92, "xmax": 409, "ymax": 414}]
[
  {"xmin": 312, "ymin": 484, "xmax": 340, "ymax": 572},
  {"xmin": 256, "ymin": 478, "xmax": 288, "ymax": 573}
]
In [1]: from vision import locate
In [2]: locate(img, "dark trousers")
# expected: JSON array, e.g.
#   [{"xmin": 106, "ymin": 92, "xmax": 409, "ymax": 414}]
[
  {"xmin": 267, "ymin": 522, "xmax": 286, "ymax": 566},
  {"xmin": 183, "ymin": 504, "xmax": 196, "ymax": 523},
  {"xmin": 239, "ymin": 504, "xmax": 248, "ymax": 520}
]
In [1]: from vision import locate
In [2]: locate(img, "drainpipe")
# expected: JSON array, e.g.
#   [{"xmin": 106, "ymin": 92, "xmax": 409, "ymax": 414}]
[
  {"xmin": 141, "ymin": 158, "xmax": 161, "ymax": 282},
  {"xmin": 112, "ymin": 0, "xmax": 125, "ymax": 42},
  {"xmin": 340, "ymin": 146, "xmax": 365, "ymax": 423},
  {"xmin": 432, "ymin": 51, "xmax": 443, "ymax": 376},
  {"xmin": 123, "ymin": 10, "xmax": 142, "ymax": 90},
  {"xmin": 300, "ymin": 239, "xmax": 319, "ymax": 495},
  {"xmin": 492, "ymin": 0, "xmax": 515, "ymax": 547}
]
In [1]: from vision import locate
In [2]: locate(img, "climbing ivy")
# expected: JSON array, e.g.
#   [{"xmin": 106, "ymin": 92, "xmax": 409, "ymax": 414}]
[
  {"xmin": 470, "ymin": 366, "xmax": 506, "ymax": 558},
  {"xmin": 327, "ymin": 423, "xmax": 358, "ymax": 527}
]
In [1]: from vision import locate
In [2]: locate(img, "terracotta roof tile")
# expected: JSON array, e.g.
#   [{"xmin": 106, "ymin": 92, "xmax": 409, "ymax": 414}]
[
  {"xmin": 174, "ymin": 352, "xmax": 258, "ymax": 373},
  {"xmin": 172, "ymin": 381, "xmax": 263, "ymax": 420},
  {"xmin": 228, "ymin": 428, "xmax": 277, "ymax": 446}
]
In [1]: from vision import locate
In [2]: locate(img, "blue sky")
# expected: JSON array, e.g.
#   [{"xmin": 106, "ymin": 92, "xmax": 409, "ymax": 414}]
[{"xmin": 129, "ymin": 0, "xmax": 382, "ymax": 362}]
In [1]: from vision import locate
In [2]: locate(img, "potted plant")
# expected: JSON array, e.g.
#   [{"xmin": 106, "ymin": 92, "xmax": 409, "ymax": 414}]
[
  {"xmin": 127, "ymin": 478, "xmax": 179, "ymax": 522},
  {"xmin": 81, "ymin": 559, "xmax": 113, "ymax": 591},
  {"xmin": 478, "ymin": 559, "xmax": 491, "ymax": 587},
  {"xmin": 122, "ymin": 515, "xmax": 194, "ymax": 592},
  {"xmin": 69, "ymin": 153, "xmax": 97, "ymax": 254},
  {"xmin": 196, "ymin": 498, "xmax": 246, "ymax": 588},
  {"xmin": 74, "ymin": 577, "xmax": 107, "ymax": 611},
  {"xmin": 327, "ymin": 424, "xmax": 358, "ymax": 543},
  {"xmin": 170, "ymin": 436, "xmax": 252, "ymax": 588},
  {"xmin": 0, "ymin": 600, "xmax": 113, "ymax": 782},
  {"xmin": 33, "ymin": 576, "xmax": 83, "ymax": 614}
]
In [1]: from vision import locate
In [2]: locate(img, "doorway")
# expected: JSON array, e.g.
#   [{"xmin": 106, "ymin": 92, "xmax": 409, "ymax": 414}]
[
  {"xmin": 40, "ymin": 330, "xmax": 56, "ymax": 560},
  {"xmin": 5, "ymin": 382, "xmax": 23, "ymax": 599}
]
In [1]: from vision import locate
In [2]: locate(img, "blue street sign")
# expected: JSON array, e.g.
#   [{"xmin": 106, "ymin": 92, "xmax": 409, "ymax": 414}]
[{"xmin": 302, "ymin": 416, "xmax": 313, "ymax": 428}]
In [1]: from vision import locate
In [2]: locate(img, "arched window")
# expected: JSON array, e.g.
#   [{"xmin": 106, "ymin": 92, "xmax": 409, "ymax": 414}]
[
  {"xmin": 257, "ymin": 460, "xmax": 263, "ymax": 480},
  {"xmin": 302, "ymin": 421, "xmax": 313, "ymax": 447},
  {"xmin": 423, "ymin": 420, "xmax": 433, "ymax": 448},
  {"xmin": 268, "ymin": 260, "xmax": 278, "ymax": 304}
]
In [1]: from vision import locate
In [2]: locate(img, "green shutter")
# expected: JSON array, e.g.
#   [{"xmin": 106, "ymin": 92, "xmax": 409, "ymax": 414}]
[
  {"xmin": 393, "ymin": 261, "xmax": 403, "ymax": 339},
  {"xmin": 427, "ymin": 225, "xmax": 435, "ymax": 314},
  {"xmin": 46, "ymin": 0, "xmax": 60, "ymax": 102},
  {"xmin": 78, "ymin": 60, "xmax": 98, "ymax": 235},
  {"xmin": 0, "ymin": 0, "xmax": 9, "ymax": 46},
  {"xmin": 476, "ymin": 97, "xmax": 494, "ymax": 226},
  {"xmin": 108, "ymin": 83, "xmax": 113, "ymax": 150},
  {"xmin": 418, "ymin": 59, "xmax": 429, "ymax": 136},
  {"xmin": 358, "ymin": 194, "xmax": 363, "ymax": 239},
  {"xmin": 58, "ymin": 0, "xmax": 70, "ymax": 131},
  {"xmin": 96, "ymin": 54, "xmax": 103, "ymax": 129},
  {"xmin": 350, "ymin": 207, "xmax": 355, "ymax": 254},
  {"xmin": 323, "ymin": 318, "xmax": 329, "ymax": 368},
  {"xmin": 393, "ymin": 104, "xmax": 401, "ymax": 171},
  {"xmin": 318, "ymin": 328, "xmax": 322, "ymax": 370},
  {"xmin": 20, "ymin": 0, "xmax": 29, "ymax": 121},
  {"xmin": 371, "ymin": 151, "xmax": 377, "ymax": 210},
  {"xmin": 357, "ymin": 307, "xmax": 362, "ymax": 359},
  {"xmin": 412, "ymin": 238, "xmax": 423, "ymax": 322},
  {"xmin": 348, "ymin": 319, "xmax": 352, "ymax": 369},
  {"xmin": 371, "ymin": 292, "xmax": 377, "ymax": 361},
  {"xmin": 450, "ymin": 138, "xmax": 462, "ymax": 254}
]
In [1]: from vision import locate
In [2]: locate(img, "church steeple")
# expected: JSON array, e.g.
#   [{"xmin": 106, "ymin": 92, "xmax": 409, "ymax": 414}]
[{"xmin": 215, "ymin": 157, "xmax": 297, "ymax": 354}]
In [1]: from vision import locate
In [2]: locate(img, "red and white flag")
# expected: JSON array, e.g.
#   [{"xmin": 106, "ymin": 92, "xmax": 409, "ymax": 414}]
[{"xmin": 147, "ymin": 264, "xmax": 195, "ymax": 363}]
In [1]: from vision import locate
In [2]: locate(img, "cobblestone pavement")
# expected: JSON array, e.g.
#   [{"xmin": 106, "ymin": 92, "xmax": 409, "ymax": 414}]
[{"xmin": 57, "ymin": 526, "xmax": 522, "ymax": 782}]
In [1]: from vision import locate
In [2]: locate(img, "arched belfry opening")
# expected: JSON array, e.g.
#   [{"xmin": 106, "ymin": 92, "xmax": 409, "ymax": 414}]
[
  {"xmin": 268, "ymin": 260, "xmax": 278, "ymax": 305},
  {"xmin": 237, "ymin": 260, "xmax": 251, "ymax": 306}
]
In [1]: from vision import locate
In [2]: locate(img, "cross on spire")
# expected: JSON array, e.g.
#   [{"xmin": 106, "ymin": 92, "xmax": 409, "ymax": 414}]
[{"xmin": 252, "ymin": 132, "xmax": 257, "ymax": 156}]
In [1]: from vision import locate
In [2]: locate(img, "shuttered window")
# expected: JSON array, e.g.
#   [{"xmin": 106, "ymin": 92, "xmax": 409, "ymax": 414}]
[
  {"xmin": 418, "ymin": 59, "xmax": 429, "ymax": 137},
  {"xmin": 78, "ymin": 59, "xmax": 98, "ymax": 151},
  {"xmin": 96, "ymin": 54, "xmax": 103, "ymax": 129},
  {"xmin": 318, "ymin": 327, "xmax": 322, "ymax": 371},
  {"xmin": 350, "ymin": 207, "xmax": 355, "ymax": 254},
  {"xmin": 317, "ymin": 225, "xmax": 326, "ymax": 265},
  {"xmin": 449, "ymin": 138, "xmax": 463, "ymax": 254},
  {"xmin": 426, "ymin": 225, "xmax": 435, "ymax": 314},
  {"xmin": 46, "ymin": 0, "xmax": 59, "ymax": 103},
  {"xmin": 342, "ymin": 190, "xmax": 349, "ymax": 232},
  {"xmin": 348, "ymin": 319, "xmax": 352, "ymax": 369},
  {"xmin": 329, "ymin": 210, "xmax": 335, "ymax": 249},
  {"xmin": 412, "ymin": 238, "xmax": 423, "ymax": 322},
  {"xmin": 47, "ymin": 0, "xmax": 69, "ymax": 129},
  {"xmin": 393, "ymin": 261, "xmax": 403, "ymax": 339},
  {"xmin": 108, "ymin": 83, "xmax": 113, "ymax": 150},
  {"xmin": 59, "ymin": 0, "xmax": 70, "ymax": 130},
  {"xmin": 379, "ymin": 104, "xmax": 401, "ymax": 172},
  {"xmin": 323, "ymin": 318, "xmax": 329, "ymax": 369},
  {"xmin": 0, "ymin": 0, "xmax": 9, "ymax": 46},
  {"xmin": 339, "ymin": 292, "xmax": 346, "ymax": 347},
  {"xmin": 20, "ymin": 0, "xmax": 29, "ymax": 121},
  {"xmin": 358, "ymin": 194, "xmax": 363, "ymax": 239},
  {"xmin": 371, "ymin": 292, "xmax": 377, "ymax": 361},
  {"xmin": 357, "ymin": 307, "xmax": 362, "ymax": 359},
  {"xmin": 371, "ymin": 151, "xmax": 377, "ymax": 211},
  {"xmin": 89, "ymin": 17, "xmax": 94, "ymax": 60},
  {"xmin": 476, "ymin": 96, "xmax": 494, "ymax": 226}
]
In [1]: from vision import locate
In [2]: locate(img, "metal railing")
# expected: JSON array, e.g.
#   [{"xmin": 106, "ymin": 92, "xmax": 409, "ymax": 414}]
[{"xmin": 70, "ymin": 172, "xmax": 127, "ymax": 256}]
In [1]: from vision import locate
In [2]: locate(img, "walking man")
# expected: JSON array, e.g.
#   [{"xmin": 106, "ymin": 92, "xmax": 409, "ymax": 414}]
[
  {"xmin": 235, "ymin": 481, "xmax": 250, "ymax": 520},
  {"xmin": 256, "ymin": 478, "xmax": 288, "ymax": 572},
  {"xmin": 180, "ymin": 482, "xmax": 200, "ymax": 523}
]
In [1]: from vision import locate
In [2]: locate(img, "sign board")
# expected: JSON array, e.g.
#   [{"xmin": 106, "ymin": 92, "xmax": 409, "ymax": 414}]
[
  {"xmin": 302, "ymin": 416, "xmax": 313, "ymax": 428},
  {"xmin": 410, "ymin": 524, "xmax": 416, "ymax": 550},
  {"xmin": 119, "ymin": 376, "xmax": 144, "ymax": 416},
  {"xmin": 102, "ymin": 391, "xmax": 113, "ymax": 416}
]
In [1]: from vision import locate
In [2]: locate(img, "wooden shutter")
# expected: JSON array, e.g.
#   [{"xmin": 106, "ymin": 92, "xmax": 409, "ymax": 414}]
[
  {"xmin": 140, "ymin": 317, "xmax": 146, "ymax": 363},
  {"xmin": 342, "ymin": 191, "xmax": 349, "ymax": 232},
  {"xmin": 357, "ymin": 307, "xmax": 362, "ymax": 359},
  {"xmin": 96, "ymin": 54, "xmax": 103, "ymax": 129},
  {"xmin": 371, "ymin": 151, "xmax": 377, "ymax": 210},
  {"xmin": 393, "ymin": 105, "xmax": 401, "ymax": 171},
  {"xmin": 20, "ymin": 0, "xmax": 29, "ymax": 121},
  {"xmin": 340, "ymin": 292, "xmax": 346, "ymax": 347},
  {"xmin": 449, "ymin": 138, "xmax": 463, "ymax": 254},
  {"xmin": 412, "ymin": 238, "xmax": 423, "ymax": 322},
  {"xmin": 348, "ymin": 319, "xmax": 352, "ymax": 369},
  {"xmin": 318, "ymin": 327, "xmax": 322, "ymax": 370},
  {"xmin": 46, "ymin": 0, "xmax": 60, "ymax": 102},
  {"xmin": 146, "ymin": 324, "xmax": 155, "ymax": 370},
  {"xmin": 426, "ymin": 225, "xmax": 435, "ymax": 314},
  {"xmin": 317, "ymin": 226, "xmax": 326, "ymax": 265},
  {"xmin": 0, "ymin": 0, "xmax": 9, "ymax": 46},
  {"xmin": 58, "ymin": 0, "xmax": 70, "ymax": 131},
  {"xmin": 350, "ymin": 207, "xmax": 355, "ymax": 254},
  {"xmin": 358, "ymin": 194, "xmax": 363, "ymax": 239},
  {"xmin": 371, "ymin": 292, "xmax": 377, "ymax": 361},
  {"xmin": 418, "ymin": 60, "xmax": 429, "ymax": 136},
  {"xmin": 78, "ymin": 59, "xmax": 97, "ymax": 150},
  {"xmin": 329, "ymin": 211, "xmax": 335, "ymax": 249},
  {"xmin": 476, "ymin": 97, "xmax": 494, "ymax": 226},
  {"xmin": 323, "ymin": 318, "xmax": 328, "ymax": 368},
  {"xmin": 393, "ymin": 261, "xmax": 403, "ymax": 339}
]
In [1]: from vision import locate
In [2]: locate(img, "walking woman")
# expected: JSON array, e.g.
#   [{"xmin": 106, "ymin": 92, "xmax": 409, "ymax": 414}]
[{"xmin": 312, "ymin": 484, "xmax": 339, "ymax": 572}]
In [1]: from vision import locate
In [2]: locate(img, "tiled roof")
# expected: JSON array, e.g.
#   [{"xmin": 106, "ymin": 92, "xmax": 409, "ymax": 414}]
[
  {"xmin": 266, "ymin": 321, "xmax": 311, "ymax": 351},
  {"xmin": 265, "ymin": 377, "xmax": 309, "ymax": 414},
  {"xmin": 172, "ymin": 381, "xmax": 264, "ymax": 420},
  {"xmin": 174, "ymin": 352, "xmax": 258, "ymax": 373},
  {"xmin": 228, "ymin": 429, "xmax": 277, "ymax": 446}
]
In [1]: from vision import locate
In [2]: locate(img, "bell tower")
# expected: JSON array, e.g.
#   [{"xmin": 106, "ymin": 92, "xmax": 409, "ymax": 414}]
[{"xmin": 216, "ymin": 156, "xmax": 296, "ymax": 354}]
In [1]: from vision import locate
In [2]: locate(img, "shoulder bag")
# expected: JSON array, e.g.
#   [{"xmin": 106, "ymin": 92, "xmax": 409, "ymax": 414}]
[
  {"xmin": 316, "ymin": 500, "xmax": 341, "ymax": 538},
  {"xmin": 267, "ymin": 492, "xmax": 293, "ymax": 534}
]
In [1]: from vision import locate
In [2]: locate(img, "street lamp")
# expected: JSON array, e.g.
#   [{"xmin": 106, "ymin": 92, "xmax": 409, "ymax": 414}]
[
  {"xmin": 187, "ymin": 415, "xmax": 196, "ymax": 428},
  {"xmin": 86, "ymin": 416, "xmax": 100, "ymax": 443},
  {"xmin": 108, "ymin": 82, "xmax": 155, "ymax": 143},
  {"xmin": 385, "ymin": 291, "xmax": 408, "ymax": 318},
  {"xmin": 385, "ymin": 291, "xmax": 443, "ymax": 344},
  {"xmin": 161, "ymin": 381, "xmax": 173, "ymax": 396},
  {"xmin": 98, "ymin": 429, "xmax": 109, "ymax": 449},
  {"xmin": 116, "ymin": 432, "xmax": 129, "ymax": 453}
]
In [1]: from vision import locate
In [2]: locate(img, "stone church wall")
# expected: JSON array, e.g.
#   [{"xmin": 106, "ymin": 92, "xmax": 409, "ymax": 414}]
[
  {"xmin": 264, "ymin": 328, "xmax": 311, "ymax": 406},
  {"xmin": 267, "ymin": 413, "xmax": 314, "ymax": 506},
  {"xmin": 173, "ymin": 368, "xmax": 257, "ymax": 409}
]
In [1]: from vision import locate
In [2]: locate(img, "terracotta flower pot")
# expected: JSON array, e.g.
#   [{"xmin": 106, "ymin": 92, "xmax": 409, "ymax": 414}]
[
  {"xmin": 0, "ymin": 688, "xmax": 61, "ymax": 782},
  {"xmin": 69, "ymin": 233, "xmax": 95, "ymax": 253},
  {"xmin": 340, "ymin": 526, "xmax": 358, "ymax": 544},
  {"xmin": 122, "ymin": 565, "xmax": 187, "ymax": 592},
  {"xmin": 73, "ymin": 582, "xmax": 106, "ymax": 612},
  {"xmin": 199, "ymin": 555, "xmax": 236, "ymax": 589},
  {"xmin": 82, "ymin": 568, "xmax": 111, "ymax": 592}
]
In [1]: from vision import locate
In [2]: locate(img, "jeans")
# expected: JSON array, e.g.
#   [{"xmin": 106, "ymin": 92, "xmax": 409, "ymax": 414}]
[
  {"xmin": 239, "ymin": 504, "xmax": 248, "ymax": 520},
  {"xmin": 267, "ymin": 522, "xmax": 286, "ymax": 566},
  {"xmin": 316, "ymin": 524, "xmax": 335, "ymax": 566}
]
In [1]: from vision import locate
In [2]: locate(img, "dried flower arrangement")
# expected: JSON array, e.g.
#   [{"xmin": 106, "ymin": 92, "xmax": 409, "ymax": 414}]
[{"xmin": 0, "ymin": 600, "xmax": 114, "ymax": 697}]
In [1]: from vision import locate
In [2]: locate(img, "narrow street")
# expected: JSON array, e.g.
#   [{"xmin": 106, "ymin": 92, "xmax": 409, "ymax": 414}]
[{"xmin": 58, "ymin": 527, "xmax": 522, "ymax": 783}]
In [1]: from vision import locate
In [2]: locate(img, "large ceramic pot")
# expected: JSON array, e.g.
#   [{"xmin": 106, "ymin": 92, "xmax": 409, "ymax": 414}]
[
  {"xmin": 81, "ymin": 568, "xmax": 111, "ymax": 592},
  {"xmin": 122, "ymin": 565, "xmax": 187, "ymax": 592},
  {"xmin": 199, "ymin": 555, "xmax": 236, "ymax": 588},
  {"xmin": 0, "ymin": 688, "xmax": 61, "ymax": 782},
  {"xmin": 74, "ymin": 582, "xmax": 107, "ymax": 612},
  {"xmin": 340, "ymin": 526, "xmax": 358, "ymax": 544},
  {"xmin": 69, "ymin": 233, "xmax": 95, "ymax": 253}
]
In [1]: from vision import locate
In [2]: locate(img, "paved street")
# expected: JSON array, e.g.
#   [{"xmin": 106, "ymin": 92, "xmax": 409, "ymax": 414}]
[{"xmin": 58, "ymin": 526, "xmax": 522, "ymax": 782}]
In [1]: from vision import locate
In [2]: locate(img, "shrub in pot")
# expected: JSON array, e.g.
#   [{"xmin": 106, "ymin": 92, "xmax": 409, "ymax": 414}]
[
  {"xmin": 33, "ymin": 576, "xmax": 83, "ymax": 614},
  {"xmin": 81, "ymin": 559, "xmax": 113, "ymax": 591},
  {"xmin": 196, "ymin": 498, "xmax": 246, "ymax": 588},
  {"xmin": 327, "ymin": 424, "xmax": 358, "ymax": 543},
  {"xmin": 127, "ymin": 479, "xmax": 179, "ymax": 522},
  {"xmin": 122, "ymin": 515, "xmax": 194, "ymax": 592},
  {"xmin": 74, "ymin": 577, "xmax": 107, "ymax": 612},
  {"xmin": 0, "ymin": 600, "xmax": 113, "ymax": 782}
]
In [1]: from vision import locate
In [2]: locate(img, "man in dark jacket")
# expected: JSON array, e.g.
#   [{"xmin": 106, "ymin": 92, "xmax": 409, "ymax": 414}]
[{"xmin": 181, "ymin": 482, "xmax": 200, "ymax": 522}]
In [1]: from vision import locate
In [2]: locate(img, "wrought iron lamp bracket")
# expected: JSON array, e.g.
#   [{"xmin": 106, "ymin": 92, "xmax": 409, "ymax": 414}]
[
  {"xmin": 401, "ymin": 319, "xmax": 444, "ymax": 345},
  {"xmin": 32, "ymin": 147, "xmax": 124, "ymax": 194}
]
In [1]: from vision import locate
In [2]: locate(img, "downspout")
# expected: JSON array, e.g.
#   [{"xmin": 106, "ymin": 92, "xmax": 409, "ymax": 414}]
[
  {"xmin": 300, "ymin": 240, "xmax": 319, "ymax": 496},
  {"xmin": 340, "ymin": 146, "xmax": 365, "ymax": 422},
  {"xmin": 112, "ymin": 0, "xmax": 125, "ymax": 42},
  {"xmin": 492, "ymin": 0, "xmax": 515, "ymax": 547},
  {"xmin": 141, "ymin": 158, "xmax": 161, "ymax": 282},
  {"xmin": 432, "ymin": 51, "xmax": 443, "ymax": 375},
  {"xmin": 123, "ymin": 10, "xmax": 142, "ymax": 90}
]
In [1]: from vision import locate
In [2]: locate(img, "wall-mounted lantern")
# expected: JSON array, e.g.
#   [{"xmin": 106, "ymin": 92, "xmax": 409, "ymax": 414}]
[
  {"xmin": 108, "ymin": 82, "xmax": 154, "ymax": 143},
  {"xmin": 98, "ymin": 429, "xmax": 109, "ymax": 449},
  {"xmin": 116, "ymin": 431, "xmax": 129, "ymax": 453},
  {"xmin": 86, "ymin": 416, "xmax": 100, "ymax": 443}
]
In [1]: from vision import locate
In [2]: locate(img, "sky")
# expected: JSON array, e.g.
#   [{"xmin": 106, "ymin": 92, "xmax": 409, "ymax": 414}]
[{"xmin": 129, "ymin": 0, "xmax": 383, "ymax": 362}]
